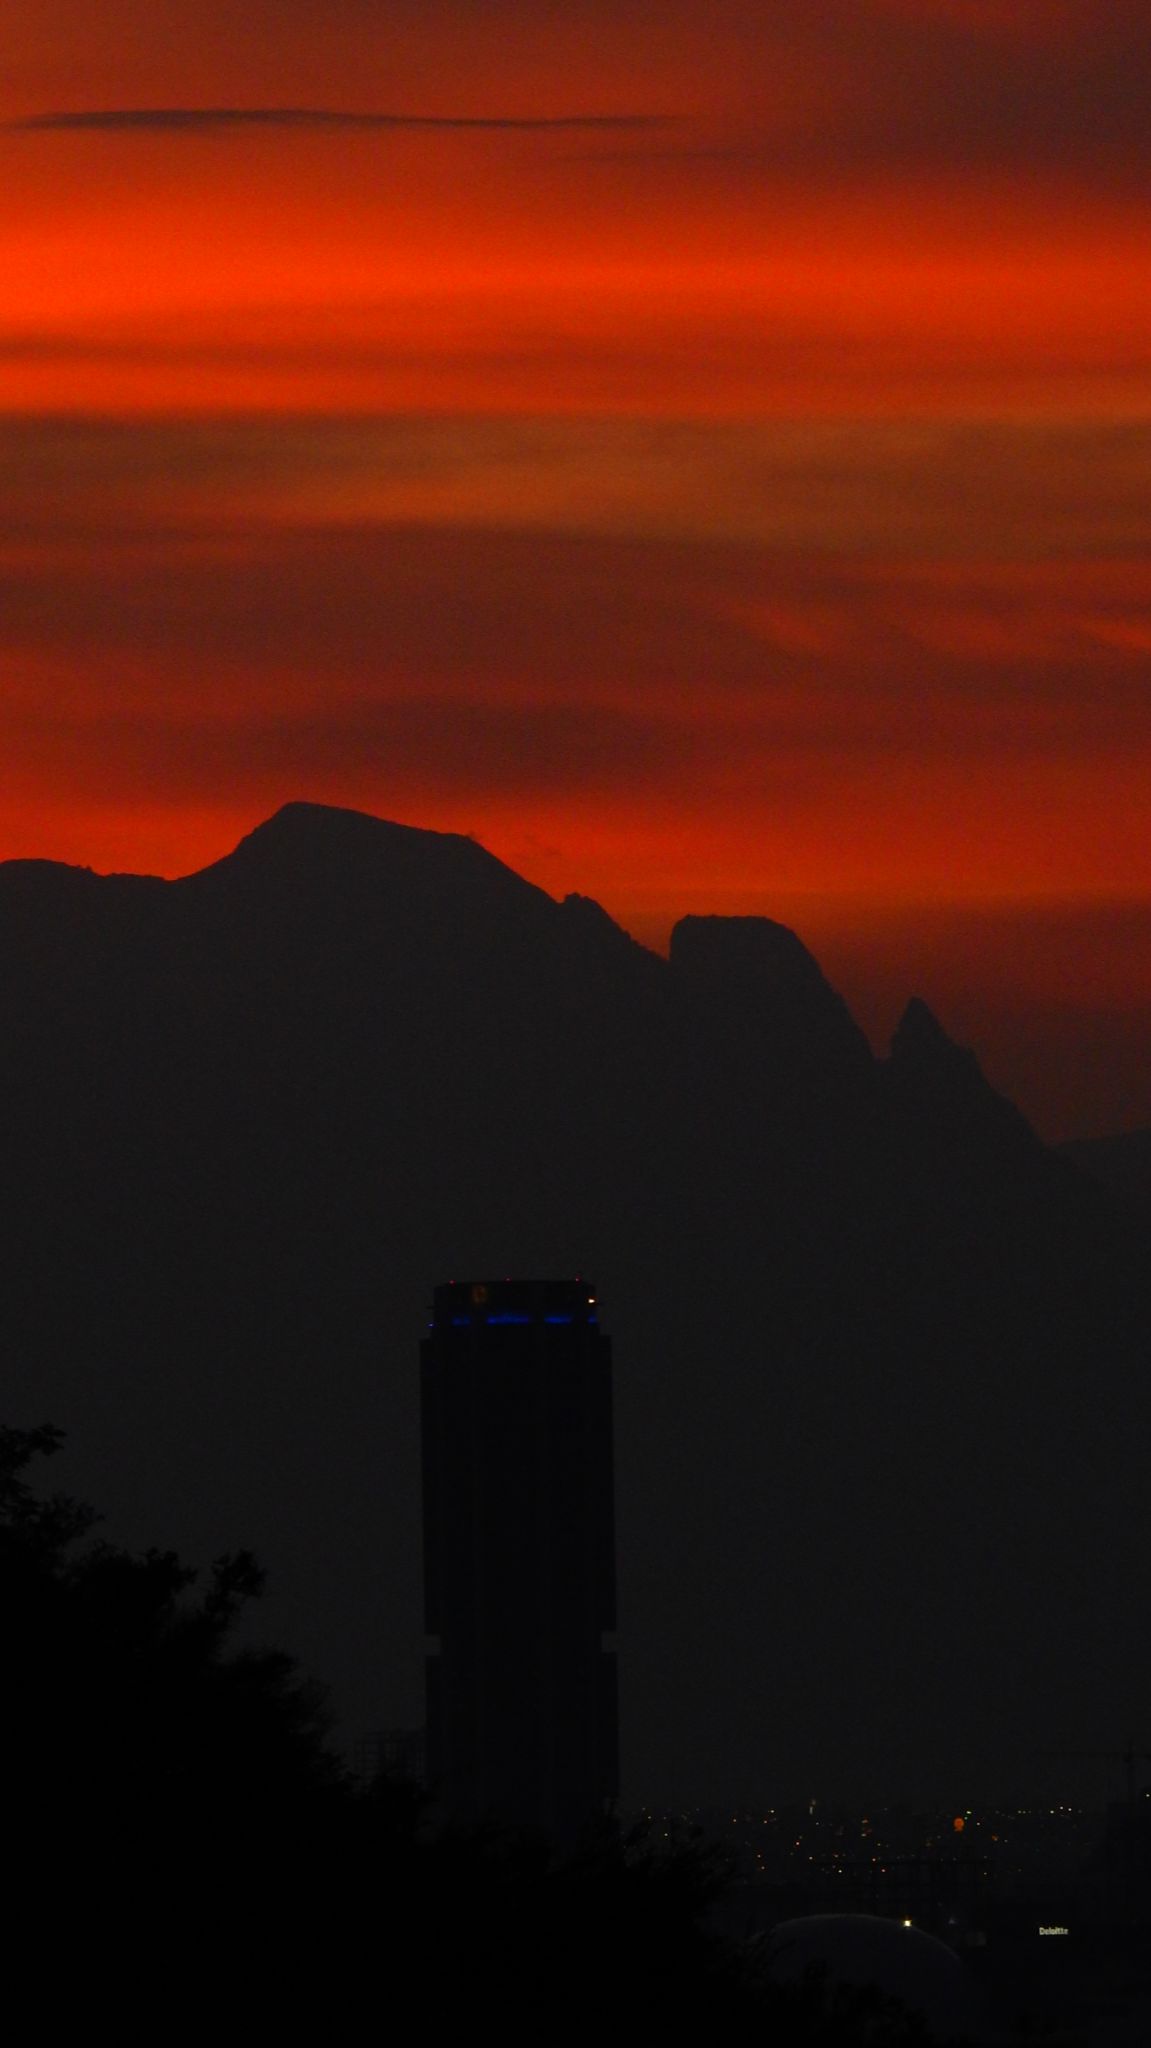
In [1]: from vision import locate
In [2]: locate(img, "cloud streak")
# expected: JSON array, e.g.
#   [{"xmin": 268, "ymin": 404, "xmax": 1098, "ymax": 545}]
[
  {"xmin": 4, "ymin": 413, "xmax": 1149, "ymax": 561},
  {"xmin": 10, "ymin": 107, "xmax": 668, "ymax": 136}
]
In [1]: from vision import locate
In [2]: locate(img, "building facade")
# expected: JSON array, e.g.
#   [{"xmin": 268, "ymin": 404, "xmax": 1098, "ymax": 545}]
[{"xmin": 421, "ymin": 1278, "xmax": 618, "ymax": 1845}]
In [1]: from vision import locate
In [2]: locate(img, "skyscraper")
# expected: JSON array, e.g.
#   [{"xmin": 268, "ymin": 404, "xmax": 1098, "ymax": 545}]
[{"xmin": 421, "ymin": 1278, "xmax": 618, "ymax": 1846}]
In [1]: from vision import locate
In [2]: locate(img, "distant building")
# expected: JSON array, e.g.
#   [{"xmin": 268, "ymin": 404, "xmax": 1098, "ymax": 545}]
[{"xmin": 421, "ymin": 1279, "xmax": 618, "ymax": 1846}]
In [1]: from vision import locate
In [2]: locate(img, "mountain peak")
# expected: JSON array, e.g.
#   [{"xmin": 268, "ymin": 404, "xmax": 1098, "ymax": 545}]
[
  {"xmin": 224, "ymin": 801, "xmax": 474, "ymax": 866},
  {"xmin": 889, "ymin": 996, "xmax": 983, "ymax": 1081},
  {"xmin": 184, "ymin": 802, "xmax": 555, "ymax": 920},
  {"xmin": 892, "ymin": 994, "xmax": 955, "ymax": 1053},
  {"xmin": 885, "ymin": 995, "xmax": 1044, "ymax": 1156},
  {"xmin": 670, "ymin": 912, "xmax": 827, "ymax": 988},
  {"xmin": 668, "ymin": 913, "xmax": 873, "ymax": 1084}
]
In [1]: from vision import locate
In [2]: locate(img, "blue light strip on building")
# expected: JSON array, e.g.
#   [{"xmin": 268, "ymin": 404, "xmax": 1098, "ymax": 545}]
[{"xmin": 444, "ymin": 1309, "xmax": 595, "ymax": 1328}]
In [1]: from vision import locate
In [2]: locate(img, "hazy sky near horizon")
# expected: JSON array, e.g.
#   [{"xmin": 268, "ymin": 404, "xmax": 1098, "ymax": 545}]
[{"xmin": 3, "ymin": 0, "xmax": 1150, "ymax": 1134}]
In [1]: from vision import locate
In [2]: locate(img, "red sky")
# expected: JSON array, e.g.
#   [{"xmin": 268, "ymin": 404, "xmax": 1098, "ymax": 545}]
[{"xmin": 3, "ymin": 0, "xmax": 1150, "ymax": 1136}]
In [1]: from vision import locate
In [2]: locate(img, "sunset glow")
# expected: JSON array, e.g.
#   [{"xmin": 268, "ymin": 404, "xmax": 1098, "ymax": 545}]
[{"xmin": 4, "ymin": 0, "xmax": 1150, "ymax": 1134}]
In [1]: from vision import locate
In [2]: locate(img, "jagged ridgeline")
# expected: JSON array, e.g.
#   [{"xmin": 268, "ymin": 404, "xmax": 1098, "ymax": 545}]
[{"xmin": 0, "ymin": 803, "xmax": 1147, "ymax": 1802}]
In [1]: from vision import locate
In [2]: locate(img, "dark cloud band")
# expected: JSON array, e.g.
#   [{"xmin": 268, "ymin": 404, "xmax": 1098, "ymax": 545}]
[{"xmin": 10, "ymin": 107, "xmax": 668, "ymax": 135}]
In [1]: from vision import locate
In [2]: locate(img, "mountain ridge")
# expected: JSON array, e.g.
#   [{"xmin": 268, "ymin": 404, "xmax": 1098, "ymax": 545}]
[{"xmin": 1, "ymin": 801, "xmax": 1146, "ymax": 1806}]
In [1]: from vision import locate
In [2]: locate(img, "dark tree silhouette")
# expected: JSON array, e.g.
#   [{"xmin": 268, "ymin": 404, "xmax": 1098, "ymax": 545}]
[
  {"xmin": 1, "ymin": 1426, "xmax": 947, "ymax": 2040},
  {"xmin": 2, "ymin": 1417, "xmax": 368, "ymax": 2022},
  {"xmin": 1, "ymin": 1424, "xmax": 342, "ymax": 1843}
]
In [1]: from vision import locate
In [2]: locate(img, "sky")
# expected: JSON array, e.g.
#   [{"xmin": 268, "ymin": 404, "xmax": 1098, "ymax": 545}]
[{"xmin": 3, "ymin": 0, "xmax": 1150, "ymax": 1137}]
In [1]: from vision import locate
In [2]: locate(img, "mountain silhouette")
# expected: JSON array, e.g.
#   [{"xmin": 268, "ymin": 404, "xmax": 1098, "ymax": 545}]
[
  {"xmin": 1064, "ymin": 1126, "xmax": 1151, "ymax": 1234},
  {"xmin": 2, "ymin": 801, "xmax": 1147, "ymax": 1806}
]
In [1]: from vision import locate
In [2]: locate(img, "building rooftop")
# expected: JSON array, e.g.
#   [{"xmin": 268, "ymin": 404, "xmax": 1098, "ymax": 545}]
[{"xmin": 429, "ymin": 1278, "xmax": 599, "ymax": 1328}]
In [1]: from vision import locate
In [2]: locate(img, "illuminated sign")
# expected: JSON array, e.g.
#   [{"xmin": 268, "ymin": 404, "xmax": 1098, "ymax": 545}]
[{"xmin": 1038, "ymin": 1926, "xmax": 1069, "ymax": 1937}]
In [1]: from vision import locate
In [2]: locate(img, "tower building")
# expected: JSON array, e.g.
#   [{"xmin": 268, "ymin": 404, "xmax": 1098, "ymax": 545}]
[{"xmin": 421, "ymin": 1278, "xmax": 618, "ymax": 1845}]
